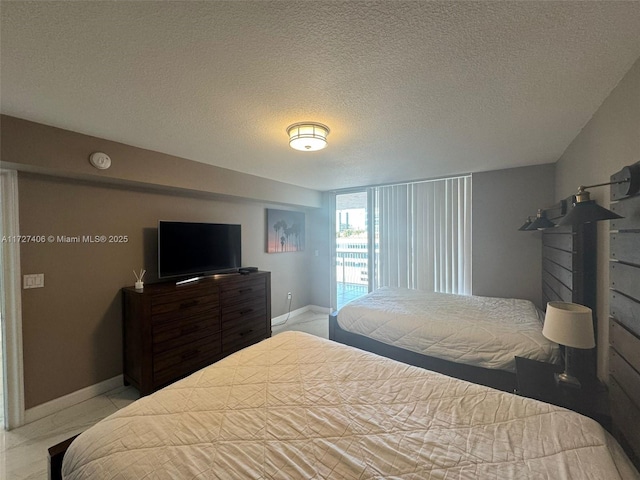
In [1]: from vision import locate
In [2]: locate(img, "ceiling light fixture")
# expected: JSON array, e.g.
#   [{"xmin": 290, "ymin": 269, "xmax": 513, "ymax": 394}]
[{"xmin": 286, "ymin": 122, "xmax": 330, "ymax": 151}]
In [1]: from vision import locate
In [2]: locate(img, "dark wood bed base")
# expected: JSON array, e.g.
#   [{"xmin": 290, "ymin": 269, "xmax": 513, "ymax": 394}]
[
  {"xmin": 329, "ymin": 312, "xmax": 517, "ymax": 392},
  {"xmin": 609, "ymin": 161, "xmax": 640, "ymax": 469},
  {"xmin": 48, "ymin": 434, "xmax": 78, "ymax": 480}
]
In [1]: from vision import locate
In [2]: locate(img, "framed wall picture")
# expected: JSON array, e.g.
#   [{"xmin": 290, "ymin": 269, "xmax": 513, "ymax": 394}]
[{"xmin": 266, "ymin": 208, "xmax": 305, "ymax": 253}]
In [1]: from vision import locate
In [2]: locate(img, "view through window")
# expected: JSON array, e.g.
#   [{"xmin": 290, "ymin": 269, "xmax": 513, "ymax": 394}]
[{"xmin": 335, "ymin": 191, "xmax": 370, "ymax": 309}]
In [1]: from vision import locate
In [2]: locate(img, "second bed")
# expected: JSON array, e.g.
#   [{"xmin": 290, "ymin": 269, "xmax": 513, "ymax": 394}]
[{"xmin": 330, "ymin": 287, "xmax": 561, "ymax": 391}]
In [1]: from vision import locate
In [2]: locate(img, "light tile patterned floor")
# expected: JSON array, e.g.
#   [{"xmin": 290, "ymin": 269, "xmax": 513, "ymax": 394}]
[
  {"xmin": 0, "ymin": 385, "xmax": 139, "ymax": 479},
  {"xmin": 272, "ymin": 310, "xmax": 329, "ymax": 339}
]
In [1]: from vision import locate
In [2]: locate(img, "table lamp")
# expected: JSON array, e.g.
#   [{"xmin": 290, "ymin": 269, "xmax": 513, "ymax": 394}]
[{"xmin": 542, "ymin": 302, "xmax": 595, "ymax": 388}]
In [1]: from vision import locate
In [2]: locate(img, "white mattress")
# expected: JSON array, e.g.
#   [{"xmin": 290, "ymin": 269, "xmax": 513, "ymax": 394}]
[
  {"xmin": 63, "ymin": 332, "xmax": 637, "ymax": 479},
  {"xmin": 337, "ymin": 287, "xmax": 561, "ymax": 372}
]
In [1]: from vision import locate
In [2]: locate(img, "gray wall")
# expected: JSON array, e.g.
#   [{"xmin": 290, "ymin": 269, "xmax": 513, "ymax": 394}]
[
  {"xmin": 472, "ymin": 164, "xmax": 556, "ymax": 307},
  {"xmin": 555, "ymin": 56, "xmax": 640, "ymax": 381},
  {"xmin": 307, "ymin": 193, "xmax": 333, "ymax": 309},
  {"xmin": 1, "ymin": 116, "xmax": 324, "ymax": 409}
]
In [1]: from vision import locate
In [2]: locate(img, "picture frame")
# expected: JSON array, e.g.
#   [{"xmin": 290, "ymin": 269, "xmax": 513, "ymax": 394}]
[{"xmin": 266, "ymin": 208, "xmax": 305, "ymax": 253}]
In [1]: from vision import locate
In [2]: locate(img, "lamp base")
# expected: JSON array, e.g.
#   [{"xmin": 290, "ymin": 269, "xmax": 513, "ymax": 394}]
[{"xmin": 555, "ymin": 371, "xmax": 581, "ymax": 389}]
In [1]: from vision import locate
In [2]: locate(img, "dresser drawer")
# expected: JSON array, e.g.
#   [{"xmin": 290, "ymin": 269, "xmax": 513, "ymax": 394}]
[
  {"xmin": 151, "ymin": 293, "xmax": 219, "ymax": 323},
  {"xmin": 153, "ymin": 333, "xmax": 221, "ymax": 377},
  {"xmin": 152, "ymin": 286, "xmax": 219, "ymax": 307},
  {"xmin": 221, "ymin": 297, "xmax": 266, "ymax": 326},
  {"xmin": 219, "ymin": 277, "xmax": 265, "ymax": 305},
  {"xmin": 152, "ymin": 314, "xmax": 221, "ymax": 353},
  {"xmin": 222, "ymin": 315, "xmax": 267, "ymax": 353}
]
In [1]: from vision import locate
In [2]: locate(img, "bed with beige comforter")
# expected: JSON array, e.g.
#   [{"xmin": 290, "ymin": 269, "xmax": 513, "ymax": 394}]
[{"xmin": 63, "ymin": 331, "xmax": 637, "ymax": 479}]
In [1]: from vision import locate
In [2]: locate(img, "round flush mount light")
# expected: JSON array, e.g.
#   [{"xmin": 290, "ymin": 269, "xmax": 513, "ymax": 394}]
[{"xmin": 286, "ymin": 122, "xmax": 330, "ymax": 151}]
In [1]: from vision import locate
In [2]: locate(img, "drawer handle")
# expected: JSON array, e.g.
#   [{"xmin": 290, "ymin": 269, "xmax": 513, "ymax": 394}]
[
  {"xmin": 180, "ymin": 325, "xmax": 200, "ymax": 336},
  {"xmin": 240, "ymin": 308, "xmax": 254, "ymax": 315},
  {"xmin": 180, "ymin": 300, "xmax": 199, "ymax": 309},
  {"xmin": 181, "ymin": 349, "xmax": 200, "ymax": 361},
  {"xmin": 239, "ymin": 329, "xmax": 254, "ymax": 337}
]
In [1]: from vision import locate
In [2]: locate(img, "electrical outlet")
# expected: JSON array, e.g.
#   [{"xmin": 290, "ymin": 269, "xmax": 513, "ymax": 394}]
[{"xmin": 287, "ymin": 292, "xmax": 292, "ymax": 300}]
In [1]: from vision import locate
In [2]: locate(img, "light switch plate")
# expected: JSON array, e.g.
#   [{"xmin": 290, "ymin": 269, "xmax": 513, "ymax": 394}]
[{"xmin": 23, "ymin": 273, "xmax": 44, "ymax": 289}]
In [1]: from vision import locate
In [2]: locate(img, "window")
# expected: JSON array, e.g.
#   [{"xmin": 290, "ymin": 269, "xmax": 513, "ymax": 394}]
[
  {"xmin": 371, "ymin": 175, "xmax": 471, "ymax": 294},
  {"xmin": 333, "ymin": 176, "xmax": 471, "ymax": 310}
]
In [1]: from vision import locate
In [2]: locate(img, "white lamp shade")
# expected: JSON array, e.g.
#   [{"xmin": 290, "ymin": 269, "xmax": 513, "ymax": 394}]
[
  {"xmin": 542, "ymin": 301, "xmax": 595, "ymax": 349},
  {"xmin": 287, "ymin": 122, "xmax": 329, "ymax": 151}
]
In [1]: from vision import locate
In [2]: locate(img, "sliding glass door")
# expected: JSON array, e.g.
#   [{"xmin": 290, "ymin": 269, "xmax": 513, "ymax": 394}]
[
  {"xmin": 335, "ymin": 191, "xmax": 370, "ymax": 309},
  {"xmin": 333, "ymin": 175, "xmax": 472, "ymax": 311}
]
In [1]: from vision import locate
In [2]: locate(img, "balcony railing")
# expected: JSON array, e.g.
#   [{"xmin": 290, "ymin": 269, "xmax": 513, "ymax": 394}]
[{"xmin": 336, "ymin": 282, "xmax": 368, "ymax": 310}]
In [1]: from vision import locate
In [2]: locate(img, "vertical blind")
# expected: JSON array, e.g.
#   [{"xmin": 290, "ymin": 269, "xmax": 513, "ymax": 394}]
[{"xmin": 371, "ymin": 175, "xmax": 472, "ymax": 294}]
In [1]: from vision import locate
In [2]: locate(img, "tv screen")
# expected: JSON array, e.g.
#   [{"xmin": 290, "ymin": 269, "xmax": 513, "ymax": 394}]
[{"xmin": 158, "ymin": 221, "xmax": 241, "ymax": 279}]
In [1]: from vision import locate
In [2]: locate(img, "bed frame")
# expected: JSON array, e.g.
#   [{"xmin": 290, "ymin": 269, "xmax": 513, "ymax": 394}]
[
  {"xmin": 329, "ymin": 195, "xmax": 598, "ymax": 392},
  {"xmin": 609, "ymin": 161, "xmax": 640, "ymax": 468}
]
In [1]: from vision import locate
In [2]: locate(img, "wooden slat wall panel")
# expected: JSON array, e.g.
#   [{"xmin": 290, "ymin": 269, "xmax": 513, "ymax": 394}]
[
  {"xmin": 609, "ymin": 160, "xmax": 640, "ymax": 467},
  {"xmin": 611, "ymin": 262, "xmax": 640, "ymax": 303},
  {"xmin": 542, "ymin": 283, "xmax": 563, "ymax": 305},
  {"xmin": 542, "ymin": 246, "xmax": 573, "ymax": 271},
  {"xmin": 542, "ymin": 271, "xmax": 572, "ymax": 303},
  {"xmin": 542, "ymin": 232, "xmax": 574, "ymax": 251},
  {"xmin": 610, "ymin": 349, "xmax": 640, "ymax": 411},
  {"xmin": 610, "ymin": 291, "xmax": 640, "ymax": 336},
  {"xmin": 542, "ymin": 282, "xmax": 562, "ymax": 304},
  {"xmin": 610, "ymin": 319, "xmax": 640, "ymax": 374},
  {"xmin": 611, "ymin": 233, "xmax": 640, "ymax": 266},
  {"xmin": 542, "ymin": 258, "xmax": 573, "ymax": 290},
  {"xmin": 611, "ymin": 194, "xmax": 640, "ymax": 231},
  {"xmin": 610, "ymin": 377, "xmax": 640, "ymax": 461}
]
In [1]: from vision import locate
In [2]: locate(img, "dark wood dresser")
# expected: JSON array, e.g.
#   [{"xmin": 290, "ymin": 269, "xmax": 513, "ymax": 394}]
[{"xmin": 122, "ymin": 271, "xmax": 271, "ymax": 395}]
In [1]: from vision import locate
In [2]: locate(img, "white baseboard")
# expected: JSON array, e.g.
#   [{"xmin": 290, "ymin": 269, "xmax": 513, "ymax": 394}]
[
  {"xmin": 272, "ymin": 305, "xmax": 331, "ymax": 326},
  {"xmin": 24, "ymin": 375, "xmax": 124, "ymax": 425}
]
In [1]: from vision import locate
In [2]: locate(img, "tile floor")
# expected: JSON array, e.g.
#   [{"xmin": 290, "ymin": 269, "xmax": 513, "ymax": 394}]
[
  {"xmin": 0, "ymin": 310, "xmax": 329, "ymax": 479},
  {"xmin": 0, "ymin": 385, "xmax": 139, "ymax": 479},
  {"xmin": 272, "ymin": 309, "xmax": 329, "ymax": 339}
]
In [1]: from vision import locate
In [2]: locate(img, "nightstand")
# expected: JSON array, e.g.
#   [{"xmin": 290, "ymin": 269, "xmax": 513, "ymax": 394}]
[{"xmin": 515, "ymin": 356, "xmax": 611, "ymax": 431}]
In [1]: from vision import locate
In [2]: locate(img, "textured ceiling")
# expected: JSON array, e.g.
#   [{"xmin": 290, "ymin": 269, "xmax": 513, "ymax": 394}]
[{"xmin": 2, "ymin": 1, "xmax": 640, "ymax": 191}]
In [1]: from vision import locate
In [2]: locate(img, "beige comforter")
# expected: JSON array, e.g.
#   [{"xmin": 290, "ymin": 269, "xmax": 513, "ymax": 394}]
[
  {"xmin": 338, "ymin": 287, "xmax": 561, "ymax": 372},
  {"xmin": 63, "ymin": 331, "xmax": 637, "ymax": 479}
]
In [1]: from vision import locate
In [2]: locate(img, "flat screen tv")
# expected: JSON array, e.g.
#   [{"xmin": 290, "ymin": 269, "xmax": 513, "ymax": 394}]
[{"xmin": 158, "ymin": 221, "xmax": 241, "ymax": 279}]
